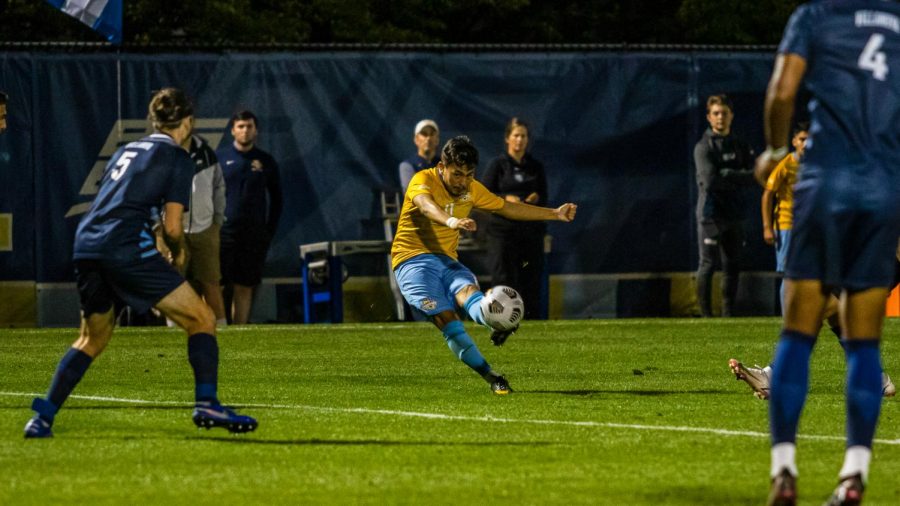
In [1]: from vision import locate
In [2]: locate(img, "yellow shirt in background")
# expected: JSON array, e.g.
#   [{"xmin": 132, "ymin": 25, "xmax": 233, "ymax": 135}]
[
  {"xmin": 391, "ymin": 168, "xmax": 504, "ymax": 269},
  {"xmin": 765, "ymin": 152, "xmax": 799, "ymax": 230}
]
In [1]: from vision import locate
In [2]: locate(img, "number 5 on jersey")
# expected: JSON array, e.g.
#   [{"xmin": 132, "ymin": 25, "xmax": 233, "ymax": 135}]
[{"xmin": 110, "ymin": 151, "xmax": 138, "ymax": 181}]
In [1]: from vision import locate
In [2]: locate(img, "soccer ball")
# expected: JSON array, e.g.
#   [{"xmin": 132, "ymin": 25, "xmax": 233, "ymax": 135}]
[{"xmin": 481, "ymin": 285, "xmax": 524, "ymax": 331}]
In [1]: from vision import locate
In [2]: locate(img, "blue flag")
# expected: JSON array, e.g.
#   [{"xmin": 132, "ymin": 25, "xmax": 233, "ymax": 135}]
[{"xmin": 45, "ymin": 0, "xmax": 123, "ymax": 45}]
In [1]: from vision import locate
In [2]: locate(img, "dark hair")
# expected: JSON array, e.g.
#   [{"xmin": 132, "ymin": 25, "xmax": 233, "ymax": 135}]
[
  {"xmin": 504, "ymin": 117, "xmax": 529, "ymax": 139},
  {"xmin": 441, "ymin": 135, "xmax": 479, "ymax": 168},
  {"xmin": 0, "ymin": 91, "xmax": 8, "ymax": 105},
  {"xmin": 231, "ymin": 110, "xmax": 258, "ymax": 127},
  {"xmin": 148, "ymin": 88, "xmax": 193, "ymax": 131},
  {"xmin": 792, "ymin": 121, "xmax": 810, "ymax": 136},
  {"xmin": 706, "ymin": 94, "xmax": 733, "ymax": 112}
]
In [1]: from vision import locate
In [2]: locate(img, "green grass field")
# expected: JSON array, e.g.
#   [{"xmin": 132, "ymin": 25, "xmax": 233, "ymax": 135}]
[{"xmin": 1, "ymin": 319, "xmax": 899, "ymax": 505}]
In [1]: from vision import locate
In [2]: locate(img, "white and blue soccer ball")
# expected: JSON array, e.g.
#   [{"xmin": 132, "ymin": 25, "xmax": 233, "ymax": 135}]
[{"xmin": 481, "ymin": 285, "xmax": 524, "ymax": 331}]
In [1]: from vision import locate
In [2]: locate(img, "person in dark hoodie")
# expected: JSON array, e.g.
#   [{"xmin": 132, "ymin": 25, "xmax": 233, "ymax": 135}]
[{"xmin": 694, "ymin": 94, "xmax": 755, "ymax": 317}]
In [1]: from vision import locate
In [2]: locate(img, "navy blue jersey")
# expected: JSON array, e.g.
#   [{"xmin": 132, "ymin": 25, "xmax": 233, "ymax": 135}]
[
  {"xmin": 780, "ymin": 0, "xmax": 900, "ymax": 176},
  {"xmin": 73, "ymin": 133, "xmax": 193, "ymax": 263}
]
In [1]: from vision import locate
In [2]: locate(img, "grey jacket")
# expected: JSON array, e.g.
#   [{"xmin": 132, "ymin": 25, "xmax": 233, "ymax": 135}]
[{"xmin": 184, "ymin": 135, "xmax": 226, "ymax": 234}]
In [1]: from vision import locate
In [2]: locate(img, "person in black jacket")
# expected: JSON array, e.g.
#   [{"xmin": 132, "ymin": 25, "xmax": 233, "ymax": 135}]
[
  {"xmin": 694, "ymin": 95, "xmax": 755, "ymax": 317},
  {"xmin": 482, "ymin": 117, "xmax": 548, "ymax": 320},
  {"xmin": 217, "ymin": 110, "xmax": 283, "ymax": 324}
]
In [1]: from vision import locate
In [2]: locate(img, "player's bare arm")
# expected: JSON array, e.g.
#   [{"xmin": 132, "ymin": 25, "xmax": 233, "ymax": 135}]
[
  {"xmin": 497, "ymin": 200, "xmax": 577, "ymax": 222},
  {"xmin": 412, "ymin": 193, "xmax": 477, "ymax": 231},
  {"xmin": 761, "ymin": 189, "xmax": 776, "ymax": 245},
  {"xmin": 162, "ymin": 202, "xmax": 188, "ymax": 267},
  {"xmin": 755, "ymin": 53, "xmax": 806, "ymax": 185}
]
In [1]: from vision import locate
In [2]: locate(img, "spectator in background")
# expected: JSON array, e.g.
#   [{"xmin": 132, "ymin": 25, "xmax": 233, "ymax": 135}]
[
  {"xmin": 0, "ymin": 91, "xmax": 7, "ymax": 134},
  {"xmin": 398, "ymin": 119, "xmax": 440, "ymax": 192},
  {"xmin": 217, "ymin": 110, "xmax": 282, "ymax": 324},
  {"xmin": 175, "ymin": 132, "xmax": 228, "ymax": 325},
  {"xmin": 694, "ymin": 94, "xmax": 755, "ymax": 317},
  {"xmin": 482, "ymin": 117, "xmax": 547, "ymax": 320}
]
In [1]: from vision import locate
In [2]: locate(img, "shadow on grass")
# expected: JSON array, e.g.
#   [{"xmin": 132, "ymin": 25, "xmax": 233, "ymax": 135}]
[
  {"xmin": 185, "ymin": 436, "xmax": 560, "ymax": 447},
  {"xmin": 524, "ymin": 389, "xmax": 731, "ymax": 396}
]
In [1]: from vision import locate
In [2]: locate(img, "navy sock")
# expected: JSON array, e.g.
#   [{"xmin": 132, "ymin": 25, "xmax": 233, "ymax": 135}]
[
  {"xmin": 41, "ymin": 348, "xmax": 93, "ymax": 422},
  {"xmin": 845, "ymin": 339, "xmax": 882, "ymax": 448},
  {"xmin": 187, "ymin": 333, "xmax": 219, "ymax": 403},
  {"xmin": 463, "ymin": 292, "xmax": 487, "ymax": 326},
  {"xmin": 442, "ymin": 320, "xmax": 491, "ymax": 376},
  {"xmin": 769, "ymin": 329, "xmax": 816, "ymax": 445}
]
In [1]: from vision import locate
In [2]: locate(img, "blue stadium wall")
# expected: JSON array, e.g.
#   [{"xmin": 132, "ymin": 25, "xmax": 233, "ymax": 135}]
[{"xmin": 0, "ymin": 51, "xmax": 781, "ymax": 325}]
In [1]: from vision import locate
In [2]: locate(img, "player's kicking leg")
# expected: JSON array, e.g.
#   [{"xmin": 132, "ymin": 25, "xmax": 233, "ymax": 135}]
[{"xmin": 157, "ymin": 282, "xmax": 257, "ymax": 433}]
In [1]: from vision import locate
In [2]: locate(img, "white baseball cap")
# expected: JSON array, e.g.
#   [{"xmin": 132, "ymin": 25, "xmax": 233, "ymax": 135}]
[{"xmin": 414, "ymin": 119, "xmax": 439, "ymax": 135}]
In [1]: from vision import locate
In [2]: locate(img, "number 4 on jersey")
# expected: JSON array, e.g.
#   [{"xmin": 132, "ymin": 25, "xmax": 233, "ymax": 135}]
[{"xmin": 859, "ymin": 33, "xmax": 889, "ymax": 81}]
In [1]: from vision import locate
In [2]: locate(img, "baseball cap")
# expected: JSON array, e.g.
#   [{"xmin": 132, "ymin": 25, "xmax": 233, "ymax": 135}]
[{"xmin": 414, "ymin": 119, "xmax": 439, "ymax": 135}]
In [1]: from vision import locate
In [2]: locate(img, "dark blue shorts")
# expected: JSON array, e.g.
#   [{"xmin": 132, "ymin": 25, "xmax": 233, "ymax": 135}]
[
  {"xmin": 786, "ymin": 177, "xmax": 900, "ymax": 291},
  {"xmin": 74, "ymin": 255, "xmax": 185, "ymax": 317}
]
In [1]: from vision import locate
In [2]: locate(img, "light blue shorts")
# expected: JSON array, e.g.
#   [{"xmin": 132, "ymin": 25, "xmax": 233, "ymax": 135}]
[
  {"xmin": 394, "ymin": 254, "xmax": 479, "ymax": 316},
  {"xmin": 775, "ymin": 229, "xmax": 791, "ymax": 273}
]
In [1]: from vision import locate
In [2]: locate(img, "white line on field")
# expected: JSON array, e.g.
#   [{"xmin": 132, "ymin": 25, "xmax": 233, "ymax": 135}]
[{"xmin": 2, "ymin": 391, "xmax": 898, "ymax": 446}]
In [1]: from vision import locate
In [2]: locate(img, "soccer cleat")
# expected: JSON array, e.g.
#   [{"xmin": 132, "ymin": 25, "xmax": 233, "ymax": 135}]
[
  {"xmin": 490, "ymin": 325, "xmax": 518, "ymax": 347},
  {"xmin": 192, "ymin": 403, "xmax": 258, "ymax": 433},
  {"xmin": 23, "ymin": 416, "xmax": 53, "ymax": 439},
  {"xmin": 883, "ymin": 372, "xmax": 896, "ymax": 397},
  {"xmin": 491, "ymin": 375, "xmax": 512, "ymax": 395},
  {"xmin": 729, "ymin": 359, "xmax": 771, "ymax": 400},
  {"xmin": 766, "ymin": 468, "xmax": 797, "ymax": 506},
  {"xmin": 823, "ymin": 474, "xmax": 864, "ymax": 506}
]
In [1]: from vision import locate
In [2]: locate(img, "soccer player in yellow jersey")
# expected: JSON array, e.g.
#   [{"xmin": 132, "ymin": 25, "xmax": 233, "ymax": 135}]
[
  {"xmin": 730, "ymin": 123, "xmax": 894, "ymax": 400},
  {"xmin": 762, "ymin": 122, "xmax": 808, "ymax": 307},
  {"xmin": 391, "ymin": 136, "xmax": 577, "ymax": 394}
]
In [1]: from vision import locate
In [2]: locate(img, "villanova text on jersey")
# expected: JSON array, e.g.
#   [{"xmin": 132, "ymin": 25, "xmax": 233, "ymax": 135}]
[
  {"xmin": 780, "ymin": 1, "xmax": 900, "ymax": 183},
  {"xmin": 73, "ymin": 133, "xmax": 194, "ymax": 263}
]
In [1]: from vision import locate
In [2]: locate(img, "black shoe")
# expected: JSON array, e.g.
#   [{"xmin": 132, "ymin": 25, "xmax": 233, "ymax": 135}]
[
  {"xmin": 490, "ymin": 325, "xmax": 518, "ymax": 347},
  {"xmin": 766, "ymin": 469, "xmax": 797, "ymax": 506},
  {"xmin": 823, "ymin": 474, "xmax": 863, "ymax": 506},
  {"xmin": 490, "ymin": 375, "xmax": 512, "ymax": 395}
]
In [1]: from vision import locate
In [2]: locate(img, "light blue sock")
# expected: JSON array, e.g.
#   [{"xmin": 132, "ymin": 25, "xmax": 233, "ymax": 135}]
[
  {"xmin": 769, "ymin": 329, "xmax": 816, "ymax": 445},
  {"xmin": 463, "ymin": 292, "xmax": 486, "ymax": 326},
  {"xmin": 845, "ymin": 339, "xmax": 882, "ymax": 448},
  {"xmin": 442, "ymin": 320, "xmax": 491, "ymax": 375}
]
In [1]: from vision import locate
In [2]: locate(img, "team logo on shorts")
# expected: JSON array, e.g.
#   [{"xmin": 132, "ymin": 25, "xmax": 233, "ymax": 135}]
[{"xmin": 420, "ymin": 298, "xmax": 437, "ymax": 311}]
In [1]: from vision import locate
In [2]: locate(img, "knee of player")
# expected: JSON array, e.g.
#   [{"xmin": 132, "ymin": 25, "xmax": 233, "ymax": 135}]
[{"xmin": 188, "ymin": 303, "xmax": 216, "ymax": 334}]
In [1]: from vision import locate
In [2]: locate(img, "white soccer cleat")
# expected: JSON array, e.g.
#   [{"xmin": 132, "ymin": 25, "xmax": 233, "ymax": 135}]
[
  {"xmin": 729, "ymin": 359, "xmax": 771, "ymax": 400},
  {"xmin": 884, "ymin": 372, "xmax": 896, "ymax": 398}
]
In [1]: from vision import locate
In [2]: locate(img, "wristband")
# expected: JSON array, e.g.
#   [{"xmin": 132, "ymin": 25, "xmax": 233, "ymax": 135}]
[
  {"xmin": 764, "ymin": 145, "xmax": 789, "ymax": 162},
  {"xmin": 446, "ymin": 217, "xmax": 460, "ymax": 229}
]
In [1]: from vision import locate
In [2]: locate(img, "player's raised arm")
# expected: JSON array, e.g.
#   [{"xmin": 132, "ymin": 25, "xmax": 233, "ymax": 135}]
[
  {"xmin": 412, "ymin": 193, "xmax": 477, "ymax": 231},
  {"xmin": 755, "ymin": 53, "xmax": 806, "ymax": 185},
  {"xmin": 496, "ymin": 200, "xmax": 577, "ymax": 222}
]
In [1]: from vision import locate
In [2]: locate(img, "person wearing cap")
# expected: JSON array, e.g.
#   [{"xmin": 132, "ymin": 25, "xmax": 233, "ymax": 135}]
[{"xmin": 398, "ymin": 119, "xmax": 440, "ymax": 192}]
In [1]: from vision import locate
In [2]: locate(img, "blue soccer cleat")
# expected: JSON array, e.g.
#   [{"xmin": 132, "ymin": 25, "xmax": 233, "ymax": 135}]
[
  {"xmin": 192, "ymin": 402, "xmax": 258, "ymax": 433},
  {"xmin": 24, "ymin": 416, "xmax": 53, "ymax": 439}
]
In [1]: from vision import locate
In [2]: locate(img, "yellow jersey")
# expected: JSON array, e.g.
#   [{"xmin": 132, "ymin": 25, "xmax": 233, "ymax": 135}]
[
  {"xmin": 765, "ymin": 152, "xmax": 799, "ymax": 230},
  {"xmin": 391, "ymin": 167, "xmax": 504, "ymax": 269}
]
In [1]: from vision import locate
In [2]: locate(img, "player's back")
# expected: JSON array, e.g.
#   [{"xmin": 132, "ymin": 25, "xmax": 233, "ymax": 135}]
[
  {"xmin": 74, "ymin": 133, "xmax": 192, "ymax": 263},
  {"xmin": 782, "ymin": 0, "xmax": 900, "ymax": 179}
]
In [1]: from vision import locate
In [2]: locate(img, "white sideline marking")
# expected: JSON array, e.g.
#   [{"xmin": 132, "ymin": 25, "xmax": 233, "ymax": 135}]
[{"xmin": 3, "ymin": 391, "xmax": 898, "ymax": 446}]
